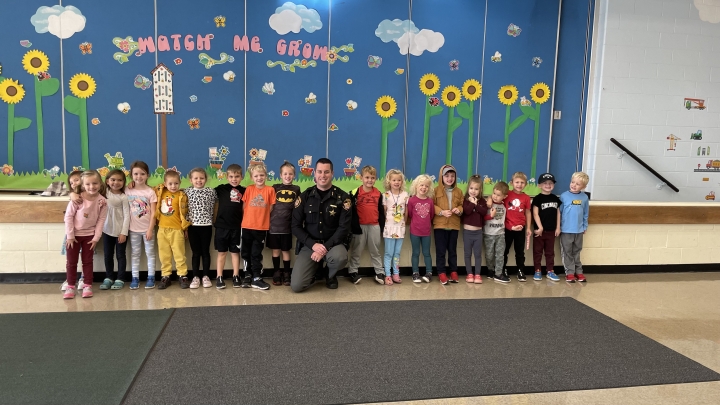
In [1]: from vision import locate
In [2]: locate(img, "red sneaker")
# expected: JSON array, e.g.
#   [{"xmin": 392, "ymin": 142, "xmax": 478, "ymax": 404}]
[
  {"xmin": 438, "ymin": 273, "xmax": 449, "ymax": 285},
  {"xmin": 449, "ymin": 272, "xmax": 459, "ymax": 283},
  {"xmin": 577, "ymin": 274, "xmax": 587, "ymax": 282},
  {"xmin": 566, "ymin": 273, "xmax": 576, "ymax": 283}
]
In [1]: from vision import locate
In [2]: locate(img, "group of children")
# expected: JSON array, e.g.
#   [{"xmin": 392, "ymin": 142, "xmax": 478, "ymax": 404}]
[{"xmin": 61, "ymin": 159, "xmax": 590, "ymax": 299}]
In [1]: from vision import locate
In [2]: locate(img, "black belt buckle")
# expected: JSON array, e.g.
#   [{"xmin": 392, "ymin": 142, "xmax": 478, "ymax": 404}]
[{"xmin": 315, "ymin": 240, "xmax": 325, "ymax": 244}]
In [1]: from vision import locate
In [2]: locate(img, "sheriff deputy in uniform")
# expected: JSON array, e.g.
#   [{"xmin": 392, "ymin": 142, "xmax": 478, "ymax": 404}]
[{"xmin": 291, "ymin": 158, "xmax": 352, "ymax": 292}]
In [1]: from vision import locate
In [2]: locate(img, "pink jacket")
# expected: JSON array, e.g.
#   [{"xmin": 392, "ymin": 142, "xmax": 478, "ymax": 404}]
[{"xmin": 65, "ymin": 194, "xmax": 108, "ymax": 241}]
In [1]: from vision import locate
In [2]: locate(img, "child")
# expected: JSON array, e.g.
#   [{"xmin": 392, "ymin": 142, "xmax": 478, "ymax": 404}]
[
  {"xmin": 63, "ymin": 170, "xmax": 107, "ymax": 299},
  {"xmin": 382, "ymin": 169, "xmax": 408, "ymax": 285},
  {"xmin": 61, "ymin": 170, "xmax": 85, "ymax": 291},
  {"xmin": 462, "ymin": 175, "xmax": 488, "ymax": 284},
  {"xmin": 100, "ymin": 169, "xmax": 130, "ymax": 290},
  {"xmin": 559, "ymin": 172, "xmax": 590, "ymax": 283},
  {"xmin": 126, "ymin": 161, "xmax": 158, "ymax": 289},
  {"xmin": 268, "ymin": 162, "xmax": 301, "ymax": 286},
  {"xmin": 407, "ymin": 174, "xmax": 434, "ymax": 283},
  {"xmin": 154, "ymin": 170, "xmax": 190, "ymax": 289},
  {"xmin": 213, "ymin": 164, "xmax": 245, "ymax": 289},
  {"xmin": 185, "ymin": 168, "xmax": 217, "ymax": 289},
  {"xmin": 532, "ymin": 173, "xmax": 561, "ymax": 282},
  {"xmin": 433, "ymin": 164, "xmax": 464, "ymax": 285},
  {"xmin": 348, "ymin": 165, "xmax": 385, "ymax": 285},
  {"xmin": 503, "ymin": 172, "xmax": 532, "ymax": 282},
  {"xmin": 484, "ymin": 182, "xmax": 507, "ymax": 283},
  {"xmin": 241, "ymin": 164, "xmax": 276, "ymax": 290}
]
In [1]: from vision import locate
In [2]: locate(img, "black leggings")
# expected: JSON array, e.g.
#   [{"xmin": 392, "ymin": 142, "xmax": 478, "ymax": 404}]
[
  {"xmin": 503, "ymin": 229, "xmax": 526, "ymax": 271},
  {"xmin": 188, "ymin": 226, "xmax": 212, "ymax": 278}
]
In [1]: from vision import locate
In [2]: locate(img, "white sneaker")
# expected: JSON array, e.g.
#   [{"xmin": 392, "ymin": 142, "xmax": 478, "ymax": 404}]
[
  {"xmin": 61, "ymin": 280, "xmax": 68, "ymax": 291},
  {"xmin": 77, "ymin": 278, "xmax": 85, "ymax": 289},
  {"xmin": 189, "ymin": 277, "xmax": 201, "ymax": 289},
  {"xmin": 202, "ymin": 276, "xmax": 212, "ymax": 288},
  {"xmin": 63, "ymin": 286, "xmax": 76, "ymax": 299}
]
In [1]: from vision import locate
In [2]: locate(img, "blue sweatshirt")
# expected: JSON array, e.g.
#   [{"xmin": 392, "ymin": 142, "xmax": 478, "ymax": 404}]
[{"xmin": 559, "ymin": 191, "xmax": 589, "ymax": 233}]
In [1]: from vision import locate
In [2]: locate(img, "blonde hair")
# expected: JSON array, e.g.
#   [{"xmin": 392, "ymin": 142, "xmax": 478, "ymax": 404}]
[
  {"xmin": 280, "ymin": 161, "xmax": 295, "ymax": 174},
  {"xmin": 361, "ymin": 165, "xmax": 377, "ymax": 177},
  {"xmin": 493, "ymin": 181, "xmax": 509, "ymax": 196},
  {"xmin": 409, "ymin": 174, "xmax": 434, "ymax": 196},
  {"xmin": 74, "ymin": 170, "xmax": 106, "ymax": 197},
  {"xmin": 511, "ymin": 172, "xmax": 527, "ymax": 182},
  {"xmin": 248, "ymin": 164, "xmax": 267, "ymax": 175},
  {"xmin": 383, "ymin": 169, "xmax": 406, "ymax": 192},
  {"xmin": 465, "ymin": 175, "xmax": 483, "ymax": 200},
  {"xmin": 572, "ymin": 171, "xmax": 590, "ymax": 186},
  {"xmin": 189, "ymin": 167, "xmax": 207, "ymax": 179}
]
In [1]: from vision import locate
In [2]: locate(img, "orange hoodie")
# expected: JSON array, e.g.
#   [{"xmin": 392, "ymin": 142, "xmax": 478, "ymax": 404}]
[{"xmin": 433, "ymin": 164, "xmax": 464, "ymax": 230}]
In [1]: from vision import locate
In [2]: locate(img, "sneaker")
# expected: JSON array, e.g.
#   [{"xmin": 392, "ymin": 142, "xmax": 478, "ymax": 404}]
[
  {"xmin": 547, "ymin": 271, "xmax": 560, "ymax": 282},
  {"xmin": 78, "ymin": 278, "xmax": 85, "ymax": 289},
  {"xmin": 63, "ymin": 286, "xmax": 76, "ymax": 299},
  {"xmin": 487, "ymin": 273, "xmax": 495, "ymax": 281},
  {"xmin": 179, "ymin": 276, "xmax": 190, "ymax": 289},
  {"xmin": 282, "ymin": 272, "xmax": 291, "ymax": 286},
  {"xmin": 272, "ymin": 270, "xmax": 282, "ymax": 286},
  {"xmin": 202, "ymin": 276, "xmax": 212, "ymax": 288},
  {"xmin": 130, "ymin": 277, "xmax": 140, "ymax": 289},
  {"xmin": 374, "ymin": 274, "xmax": 385, "ymax": 285},
  {"xmin": 145, "ymin": 276, "xmax": 155, "ymax": 289},
  {"xmin": 449, "ymin": 272, "xmax": 459, "ymax": 283},
  {"xmin": 348, "ymin": 272, "xmax": 362, "ymax": 284},
  {"xmin": 422, "ymin": 273, "xmax": 432, "ymax": 283},
  {"xmin": 100, "ymin": 278, "xmax": 113, "ymax": 290},
  {"xmin": 577, "ymin": 274, "xmax": 587, "ymax": 283},
  {"xmin": 241, "ymin": 274, "xmax": 252, "ymax": 288},
  {"xmin": 232, "ymin": 275, "xmax": 242, "ymax": 288},
  {"xmin": 216, "ymin": 276, "xmax": 226, "ymax": 289},
  {"xmin": 438, "ymin": 273, "xmax": 448, "ymax": 285},
  {"xmin": 566, "ymin": 273, "xmax": 576, "ymax": 283},
  {"xmin": 474, "ymin": 274, "xmax": 483, "ymax": 284},
  {"xmin": 384, "ymin": 276, "xmax": 393, "ymax": 285},
  {"xmin": 465, "ymin": 274, "xmax": 474, "ymax": 283},
  {"xmin": 326, "ymin": 276, "xmax": 338, "ymax": 289},
  {"xmin": 502, "ymin": 268, "xmax": 509, "ymax": 279},
  {"xmin": 61, "ymin": 280, "xmax": 68, "ymax": 291},
  {"xmin": 251, "ymin": 278, "xmax": 270, "ymax": 290},
  {"xmin": 533, "ymin": 271, "xmax": 542, "ymax": 281},
  {"xmin": 157, "ymin": 276, "xmax": 171, "ymax": 290},
  {"xmin": 81, "ymin": 286, "xmax": 93, "ymax": 298},
  {"xmin": 189, "ymin": 277, "xmax": 200, "ymax": 289},
  {"xmin": 494, "ymin": 274, "xmax": 511, "ymax": 283},
  {"xmin": 392, "ymin": 274, "xmax": 402, "ymax": 284},
  {"xmin": 412, "ymin": 273, "xmax": 421, "ymax": 283},
  {"xmin": 517, "ymin": 269, "xmax": 527, "ymax": 282}
]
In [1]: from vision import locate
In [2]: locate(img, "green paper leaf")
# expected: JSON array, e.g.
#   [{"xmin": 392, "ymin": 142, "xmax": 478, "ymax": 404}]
[
  {"xmin": 387, "ymin": 118, "xmax": 399, "ymax": 133},
  {"xmin": 519, "ymin": 104, "xmax": 536, "ymax": 117},
  {"xmin": 429, "ymin": 105, "xmax": 444, "ymax": 117},
  {"xmin": 490, "ymin": 141, "xmax": 506, "ymax": 154},
  {"xmin": 13, "ymin": 117, "xmax": 32, "ymax": 131},
  {"xmin": 64, "ymin": 95, "xmax": 81, "ymax": 115},
  {"xmin": 456, "ymin": 102, "xmax": 472, "ymax": 120},
  {"xmin": 39, "ymin": 78, "xmax": 60, "ymax": 97},
  {"xmin": 508, "ymin": 114, "xmax": 529, "ymax": 133},
  {"xmin": 449, "ymin": 116, "xmax": 462, "ymax": 132}
]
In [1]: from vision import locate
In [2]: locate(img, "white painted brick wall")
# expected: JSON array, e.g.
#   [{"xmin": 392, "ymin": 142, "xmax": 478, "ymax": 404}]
[{"xmin": 586, "ymin": 0, "xmax": 720, "ymax": 201}]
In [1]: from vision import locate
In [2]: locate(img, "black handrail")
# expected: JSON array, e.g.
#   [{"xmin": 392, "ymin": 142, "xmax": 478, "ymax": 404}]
[{"xmin": 610, "ymin": 138, "xmax": 679, "ymax": 192}]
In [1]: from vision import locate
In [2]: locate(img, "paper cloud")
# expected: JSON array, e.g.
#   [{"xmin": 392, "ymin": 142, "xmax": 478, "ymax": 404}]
[
  {"xmin": 31, "ymin": 5, "xmax": 86, "ymax": 39},
  {"xmin": 694, "ymin": 0, "xmax": 720, "ymax": 23},
  {"xmin": 397, "ymin": 29, "xmax": 445, "ymax": 56},
  {"xmin": 375, "ymin": 19, "xmax": 418, "ymax": 43},
  {"xmin": 269, "ymin": 2, "xmax": 322, "ymax": 35}
]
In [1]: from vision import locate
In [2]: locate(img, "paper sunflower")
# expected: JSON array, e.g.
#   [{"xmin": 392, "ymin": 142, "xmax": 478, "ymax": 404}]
[
  {"xmin": 22, "ymin": 50, "xmax": 50, "ymax": 75},
  {"xmin": 69, "ymin": 73, "xmax": 96, "ymax": 99},
  {"xmin": 530, "ymin": 82, "xmax": 551, "ymax": 104},
  {"xmin": 0, "ymin": 79, "xmax": 26, "ymax": 104},
  {"xmin": 375, "ymin": 95, "xmax": 397, "ymax": 118},
  {"xmin": 441, "ymin": 85, "xmax": 461, "ymax": 108},
  {"xmin": 498, "ymin": 85, "xmax": 518, "ymax": 106},
  {"xmin": 419, "ymin": 73, "xmax": 440, "ymax": 96},
  {"xmin": 462, "ymin": 79, "xmax": 482, "ymax": 101}
]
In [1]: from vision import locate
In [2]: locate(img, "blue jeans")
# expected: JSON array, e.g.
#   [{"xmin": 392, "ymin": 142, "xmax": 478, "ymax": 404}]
[
  {"xmin": 410, "ymin": 234, "xmax": 432, "ymax": 275},
  {"xmin": 383, "ymin": 238, "xmax": 403, "ymax": 276}
]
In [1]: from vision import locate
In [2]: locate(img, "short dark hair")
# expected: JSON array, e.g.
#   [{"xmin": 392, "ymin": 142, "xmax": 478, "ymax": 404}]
[{"xmin": 315, "ymin": 158, "xmax": 333, "ymax": 171}]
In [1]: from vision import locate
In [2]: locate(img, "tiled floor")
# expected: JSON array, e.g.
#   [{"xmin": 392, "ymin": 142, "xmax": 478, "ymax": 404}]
[{"xmin": 1, "ymin": 272, "xmax": 719, "ymax": 404}]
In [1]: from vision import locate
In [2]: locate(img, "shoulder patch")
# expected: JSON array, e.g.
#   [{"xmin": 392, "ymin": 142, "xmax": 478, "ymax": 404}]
[
  {"xmin": 294, "ymin": 195, "xmax": 302, "ymax": 208},
  {"xmin": 343, "ymin": 198, "xmax": 351, "ymax": 211}
]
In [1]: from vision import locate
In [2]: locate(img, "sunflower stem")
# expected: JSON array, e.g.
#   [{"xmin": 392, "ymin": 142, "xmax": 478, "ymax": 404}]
[
  {"xmin": 531, "ymin": 103, "xmax": 540, "ymax": 180},
  {"xmin": 421, "ymin": 96, "xmax": 430, "ymax": 173},
  {"xmin": 79, "ymin": 98, "xmax": 89, "ymax": 169},
  {"xmin": 34, "ymin": 77, "xmax": 44, "ymax": 171},
  {"xmin": 7, "ymin": 103, "xmax": 14, "ymax": 166},
  {"xmin": 467, "ymin": 100, "xmax": 474, "ymax": 181},
  {"xmin": 380, "ymin": 117, "xmax": 388, "ymax": 175},
  {"xmin": 503, "ymin": 105, "xmax": 511, "ymax": 181},
  {"xmin": 446, "ymin": 106, "xmax": 454, "ymax": 164}
]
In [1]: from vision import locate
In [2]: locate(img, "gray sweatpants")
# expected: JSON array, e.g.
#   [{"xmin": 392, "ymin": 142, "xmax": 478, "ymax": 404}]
[
  {"xmin": 483, "ymin": 233, "xmax": 505, "ymax": 276},
  {"xmin": 348, "ymin": 224, "xmax": 384, "ymax": 275},
  {"xmin": 464, "ymin": 229, "xmax": 483, "ymax": 276},
  {"xmin": 560, "ymin": 233, "xmax": 584, "ymax": 275}
]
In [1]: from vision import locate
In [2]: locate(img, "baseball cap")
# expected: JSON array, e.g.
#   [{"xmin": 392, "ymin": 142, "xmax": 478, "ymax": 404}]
[
  {"xmin": 442, "ymin": 166, "xmax": 456, "ymax": 176},
  {"xmin": 538, "ymin": 173, "xmax": 556, "ymax": 184}
]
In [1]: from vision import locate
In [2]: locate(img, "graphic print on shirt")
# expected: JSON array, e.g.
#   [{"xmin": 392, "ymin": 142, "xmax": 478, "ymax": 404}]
[
  {"xmin": 276, "ymin": 188, "xmax": 297, "ymax": 203},
  {"xmin": 507, "ymin": 198, "xmax": 524, "ymax": 212},
  {"xmin": 541, "ymin": 202, "xmax": 558, "ymax": 210},
  {"xmin": 572, "ymin": 199, "xmax": 582, "ymax": 205},
  {"xmin": 160, "ymin": 195, "xmax": 175, "ymax": 216},
  {"xmin": 413, "ymin": 201, "xmax": 431, "ymax": 219},
  {"xmin": 128, "ymin": 196, "xmax": 149, "ymax": 218},
  {"xmin": 229, "ymin": 188, "xmax": 242, "ymax": 203},
  {"xmin": 250, "ymin": 194, "xmax": 267, "ymax": 207}
]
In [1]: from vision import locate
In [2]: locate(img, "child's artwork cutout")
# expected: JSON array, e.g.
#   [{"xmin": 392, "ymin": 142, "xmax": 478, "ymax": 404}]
[
  {"xmin": 214, "ymin": 16, "xmax": 226, "ymax": 28},
  {"xmin": 395, "ymin": 69, "xmax": 404, "ymax": 75},
  {"xmin": 329, "ymin": 123, "xmax": 338, "ymax": 131},
  {"xmin": 449, "ymin": 59, "xmax": 459, "ymax": 70},
  {"xmin": 2, "ymin": 164, "xmax": 14, "ymax": 175},
  {"xmin": 266, "ymin": 59, "xmax": 318, "ymax": 72},
  {"xmin": 223, "ymin": 71, "xmax": 235, "ymax": 82},
  {"xmin": 305, "ymin": 93, "xmax": 316, "ymax": 104},
  {"xmin": 347, "ymin": 100, "xmax": 358, "ymax": 110},
  {"xmin": 133, "ymin": 74, "xmax": 152, "ymax": 90},
  {"xmin": 202, "ymin": 76, "xmax": 212, "ymax": 83},
  {"xmin": 690, "ymin": 129, "xmax": 703, "ymax": 140},
  {"xmin": 346, "ymin": 79, "xmax": 353, "ymax": 84},
  {"xmin": 20, "ymin": 40, "xmax": 32, "ymax": 48},
  {"xmin": 532, "ymin": 57, "xmax": 542, "ymax": 67},
  {"xmin": 507, "ymin": 23, "xmax": 522, "ymax": 37},
  {"xmin": 199, "ymin": 52, "xmax": 233, "ymax": 69},
  {"xmin": 491, "ymin": 51, "xmax": 502, "ymax": 62},
  {"xmin": 91, "ymin": 118, "xmax": 100, "ymax": 125},
  {"xmin": 174, "ymin": 58, "xmax": 182, "ymax": 65},
  {"xmin": 249, "ymin": 148, "xmax": 267, "ymax": 166},
  {"xmin": 209, "ymin": 145, "xmax": 229, "ymax": 170},
  {"xmin": 428, "ymin": 97, "xmax": 439, "ymax": 106},
  {"xmin": 79, "ymin": 42, "xmax": 92, "ymax": 55},
  {"xmin": 281, "ymin": 110, "xmax": 289, "ymax": 116},
  {"xmin": 684, "ymin": 98, "xmax": 706, "ymax": 110},
  {"xmin": 343, "ymin": 156, "xmax": 362, "ymax": 177},
  {"xmin": 695, "ymin": 160, "xmax": 720, "ymax": 172},
  {"xmin": 367, "ymin": 55, "xmax": 382, "ymax": 68},
  {"xmin": 189, "ymin": 95, "xmax": 197, "ymax": 102},
  {"xmin": 117, "ymin": 102, "xmax": 131, "ymax": 113},
  {"xmin": 228, "ymin": 117, "xmax": 235, "ymax": 124},
  {"xmin": 706, "ymin": 191, "xmax": 715, "ymax": 200},
  {"xmin": 262, "ymin": 82, "xmax": 275, "ymax": 95},
  {"xmin": 298, "ymin": 155, "xmax": 313, "ymax": 177},
  {"xmin": 666, "ymin": 134, "xmax": 680, "ymax": 151},
  {"xmin": 187, "ymin": 117, "xmax": 200, "ymax": 129},
  {"xmin": 520, "ymin": 96, "xmax": 531, "ymax": 106}
]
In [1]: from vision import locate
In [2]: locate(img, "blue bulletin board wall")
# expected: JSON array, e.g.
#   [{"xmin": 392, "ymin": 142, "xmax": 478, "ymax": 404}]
[{"xmin": 0, "ymin": 0, "xmax": 591, "ymax": 191}]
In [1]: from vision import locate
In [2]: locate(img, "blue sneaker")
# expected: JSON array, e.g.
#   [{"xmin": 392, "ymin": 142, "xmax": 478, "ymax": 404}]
[
  {"xmin": 533, "ymin": 271, "xmax": 542, "ymax": 281},
  {"xmin": 129, "ymin": 277, "xmax": 140, "ymax": 290},
  {"xmin": 145, "ymin": 276, "xmax": 155, "ymax": 289},
  {"xmin": 547, "ymin": 271, "xmax": 560, "ymax": 282}
]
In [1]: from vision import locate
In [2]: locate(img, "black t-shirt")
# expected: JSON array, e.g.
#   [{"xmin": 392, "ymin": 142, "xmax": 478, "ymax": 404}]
[
  {"xmin": 531, "ymin": 193, "xmax": 561, "ymax": 231},
  {"xmin": 270, "ymin": 184, "xmax": 301, "ymax": 234},
  {"xmin": 316, "ymin": 187, "xmax": 331, "ymax": 200},
  {"xmin": 214, "ymin": 184, "xmax": 246, "ymax": 229}
]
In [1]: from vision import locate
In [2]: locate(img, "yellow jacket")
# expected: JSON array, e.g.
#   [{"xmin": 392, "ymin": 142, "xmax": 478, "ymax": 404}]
[
  {"xmin": 433, "ymin": 164, "xmax": 464, "ymax": 230},
  {"xmin": 154, "ymin": 184, "xmax": 190, "ymax": 230}
]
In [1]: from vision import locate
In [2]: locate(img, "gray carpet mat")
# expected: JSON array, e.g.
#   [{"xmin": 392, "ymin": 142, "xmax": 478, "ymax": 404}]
[{"xmin": 123, "ymin": 298, "xmax": 720, "ymax": 405}]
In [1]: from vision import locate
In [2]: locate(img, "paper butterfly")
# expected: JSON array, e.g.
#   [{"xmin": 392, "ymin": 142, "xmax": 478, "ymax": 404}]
[
  {"xmin": 134, "ymin": 75, "xmax": 152, "ymax": 90},
  {"xmin": 367, "ymin": 55, "xmax": 382, "ymax": 68},
  {"xmin": 520, "ymin": 96, "xmax": 531, "ymax": 106},
  {"xmin": 214, "ymin": 16, "xmax": 226, "ymax": 28},
  {"xmin": 449, "ymin": 60, "xmax": 459, "ymax": 70},
  {"xmin": 188, "ymin": 118, "xmax": 200, "ymax": 130},
  {"xmin": 491, "ymin": 51, "xmax": 502, "ymax": 62},
  {"xmin": 79, "ymin": 42, "xmax": 92, "ymax": 55},
  {"xmin": 305, "ymin": 93, "xmax": 317, "ymax": 104},
  {"xmin": 346, "ymin": 100, "xmax": 357, "ymax": 110},
  {"xmin": 262, "ymin": 82, "xmax": 275, "ymax": 95},
  {"xmin": 507, "ymin": 23, "xmax": 522, "ymax": 37}
]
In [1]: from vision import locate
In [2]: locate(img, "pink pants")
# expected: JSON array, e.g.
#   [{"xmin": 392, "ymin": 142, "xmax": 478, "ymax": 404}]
[{"xmin": 66, "ymin": 235, "xmax": 95, "ymax": 286}]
